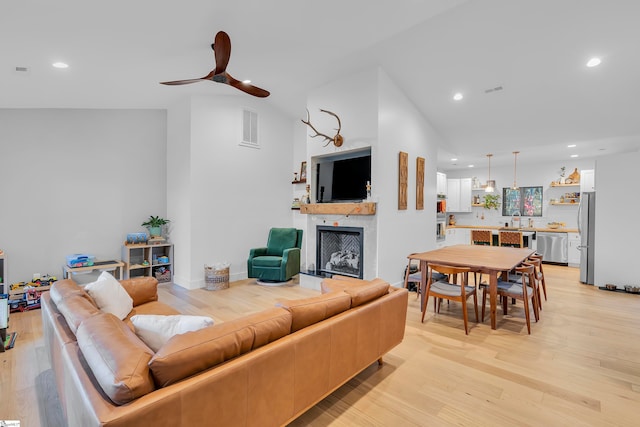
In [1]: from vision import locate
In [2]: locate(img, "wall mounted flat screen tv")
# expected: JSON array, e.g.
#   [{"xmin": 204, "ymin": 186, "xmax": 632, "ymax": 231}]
[{"xmin": 315, "ymin": 151, "xmax": 371, "ymax": 203}]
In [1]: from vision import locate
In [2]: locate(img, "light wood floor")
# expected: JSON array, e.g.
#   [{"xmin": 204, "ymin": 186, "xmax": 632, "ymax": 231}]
[{"xmin": 2, "ymin": 265, "xmax": 640, "ymax": 426}]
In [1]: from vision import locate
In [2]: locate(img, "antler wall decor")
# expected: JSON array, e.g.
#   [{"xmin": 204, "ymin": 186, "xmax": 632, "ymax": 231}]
[{"xmin": 301, "ymin": 109, "xmax": 344, "ymax": 147}]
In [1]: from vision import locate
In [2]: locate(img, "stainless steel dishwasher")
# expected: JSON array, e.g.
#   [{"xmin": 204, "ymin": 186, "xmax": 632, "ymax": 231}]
[{"xmin": 536, "ymin": 232, "xmax": 568, "ymax": 264}]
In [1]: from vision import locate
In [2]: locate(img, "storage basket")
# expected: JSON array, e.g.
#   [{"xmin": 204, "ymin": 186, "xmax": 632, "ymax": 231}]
[
  {"xmin": 154, "ymin": 270, "xmax": 172, "ymax": 283},
  {"xmin": 204, "ymin": 264, "xmax": 230, "ymax": 290}
]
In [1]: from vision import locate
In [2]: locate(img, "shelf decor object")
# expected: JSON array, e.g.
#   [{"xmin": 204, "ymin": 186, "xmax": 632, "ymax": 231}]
[
  {"xmin": 399, "ymin": 151, "xmax": 408, "ymax": 210},
  {"xmin": 416, "ymin": 156, "xmax": 425, "ymax": 210}
]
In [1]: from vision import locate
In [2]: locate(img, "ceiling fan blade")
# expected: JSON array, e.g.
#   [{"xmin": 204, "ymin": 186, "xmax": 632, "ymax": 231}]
[
  {"xmin": 160, "ymin": 78, "xmax": 206, "ymax": 85},
  {"xmin": 213, "ymin": 31, "xmax": 231, "ymax": 74},
  {"xmin": 160, "ymin": 71, "xmax": 215, "ymax": 85},
  {"xmin": 226, "ymin": 73, "xmax": 270, "ymax": 98}
]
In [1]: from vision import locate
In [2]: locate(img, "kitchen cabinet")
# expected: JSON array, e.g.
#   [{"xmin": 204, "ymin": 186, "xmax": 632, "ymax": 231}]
[
  {"xmin": 436, "ymin": 172, "xmax": 447, "ymax": 196},
  {"xmin": 445, "ymin": 228, "xmax": 470, "ymax": 246},
  {"xmin": 446, "ymin": 178, "xmax": 472, "ymax": 212},
  {"xmin": 567, "ymin": 232, "xmax": 580, "ymax": 267},
  {"xmin": 580, "ymin": 169, "xmax": 595, "ymax": 192},
  {"xmin": 0, "ymin": 252, "xmax": 5, "ymax": 294}
]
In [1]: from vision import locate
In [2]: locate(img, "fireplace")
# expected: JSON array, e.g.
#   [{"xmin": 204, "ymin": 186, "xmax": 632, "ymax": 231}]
[{"xmin": 316, "ymin": 226, "xmax": 364, "ymax": 279}]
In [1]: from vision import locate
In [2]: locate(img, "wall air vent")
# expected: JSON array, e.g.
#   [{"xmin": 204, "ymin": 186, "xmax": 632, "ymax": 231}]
[
  {"xmin": 484, "ymin": 85, "xmax": 504, "ymax": 94},
  {"xmin": 15, "ymin": 66, "xmax": 29, "ymax": 72},
  {"xmin": 239, "ymin": 108, "xmax": 259, "ymax": 149}
]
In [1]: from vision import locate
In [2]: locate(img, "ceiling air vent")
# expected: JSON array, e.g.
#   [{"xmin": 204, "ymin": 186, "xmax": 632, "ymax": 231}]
[{"xmin": 484, "ymin": 85, "xmax": 504, "ymax": 94}]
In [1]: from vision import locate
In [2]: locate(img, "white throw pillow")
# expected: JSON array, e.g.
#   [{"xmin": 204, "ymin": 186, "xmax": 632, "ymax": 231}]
[
  {"xmin": 130, "ymin": 314, "xmax": 215, "ymax": 352},
  {"xmin": 84, "ymin": 271, "xmax": 134, "ymax": 320}
]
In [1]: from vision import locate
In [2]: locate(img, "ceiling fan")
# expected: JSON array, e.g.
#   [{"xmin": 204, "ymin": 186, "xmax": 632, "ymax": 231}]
[{"xmin": 160, "ymin": 31, "xmax": 270, "ymax": 98}]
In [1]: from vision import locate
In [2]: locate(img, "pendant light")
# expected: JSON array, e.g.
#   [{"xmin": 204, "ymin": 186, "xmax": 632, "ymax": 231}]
[
  {"xmin": 512, "ymin": 151, "xmax": 520, "ymax": 190},
  {"xmin": 485, "ymin": 154, "xmax": 495, "ymax": 193}
]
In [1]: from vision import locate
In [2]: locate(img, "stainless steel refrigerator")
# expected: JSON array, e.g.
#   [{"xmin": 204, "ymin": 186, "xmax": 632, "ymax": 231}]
[{"xmin": 578, "ymin": 192, "xmax": 596, "ymax": 284}]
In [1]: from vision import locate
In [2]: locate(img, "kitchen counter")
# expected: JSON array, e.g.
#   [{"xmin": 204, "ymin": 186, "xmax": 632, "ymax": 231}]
[{"xmin": 448, "ymin": 225, "xmax": 578, "ymax": 233}]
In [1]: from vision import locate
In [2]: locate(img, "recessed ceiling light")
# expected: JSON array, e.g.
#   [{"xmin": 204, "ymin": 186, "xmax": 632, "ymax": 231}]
[
  {"xmin": 52, "ymin": 62, "xmax": 69, "ymax": 69},
  {"xmin": 567, "ymin": 144, "xmax": 576, "ymax": 148},
  {"xmin": 453, "ymin": 92, "xmax": 463, "ymax": 101},
  {"xmin": 451, "ymin": 158, "xmax": 458, "ymax": 162},
  {"xmin": 570, "ymin": 154, "xmax": 579, "ymax": 158},
  {"xmin": 242, "ymin": 79, "xmax": 251, "ymax": 84},
  {"xmin": 468, "ymin": 165, "xmax": 474, "ymax": 168},
  {"xmin": 586, "ymin": 57, "xmax": 601, "ymax": 68}
]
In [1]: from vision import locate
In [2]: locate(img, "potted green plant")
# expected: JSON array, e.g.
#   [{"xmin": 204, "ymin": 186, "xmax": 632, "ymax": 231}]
[
  {"xmin": 483, "ymin": 194, "xmax": 501, "ymax": 210},
  {"xmin": 141, "ymin": 215, "xmax": 170, "ymax": 238}
]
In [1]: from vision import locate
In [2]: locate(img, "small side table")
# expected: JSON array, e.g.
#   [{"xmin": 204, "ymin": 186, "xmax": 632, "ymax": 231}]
[{"xmin": 63, "ymin": 260, "xmax": 124, "ymax": 280}]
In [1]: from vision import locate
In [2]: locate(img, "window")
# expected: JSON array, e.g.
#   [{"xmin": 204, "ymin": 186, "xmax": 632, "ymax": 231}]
[{"xmin": 502, "ymin": 186, "xmax": 543, "ymax": 217}]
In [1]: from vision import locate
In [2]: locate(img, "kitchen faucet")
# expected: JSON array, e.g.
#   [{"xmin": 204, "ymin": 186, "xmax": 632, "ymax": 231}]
[{"xmin": 511, "ymin": 211, "xmax": 521, "ymax": 228}]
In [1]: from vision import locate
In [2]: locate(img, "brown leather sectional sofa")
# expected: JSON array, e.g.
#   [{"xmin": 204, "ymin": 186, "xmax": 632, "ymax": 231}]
[{"xmin": 41, "ymin": 276, "xmax": 408, "ymax": 427}]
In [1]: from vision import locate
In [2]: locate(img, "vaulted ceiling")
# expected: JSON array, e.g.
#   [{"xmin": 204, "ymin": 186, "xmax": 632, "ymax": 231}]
[{"xmin": 3, "ymin": 0, "xmax": 639, "ymax": 169}]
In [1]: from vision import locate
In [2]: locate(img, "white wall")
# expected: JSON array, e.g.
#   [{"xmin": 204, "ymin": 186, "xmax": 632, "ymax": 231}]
[
  {"xmin": 377, "ymin": 69, "xmax": 442, "ymax": 283},
  {"xmin": 594, "ymin": 151, "xmax": 640, "ymax": 287},
  {"xmin": 0, "ymin": 109, "xmax": 167, "ymax": 284},
  {"xmin": 167, "ymin": 95, "xmax": 295, "ymax": 289}
]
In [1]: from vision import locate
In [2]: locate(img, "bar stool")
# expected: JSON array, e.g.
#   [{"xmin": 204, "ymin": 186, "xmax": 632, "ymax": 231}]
[
  {"xmin": 498, "ymin": 230, "xmax": 524, "ymax": 248},
  {"xmin": 470, "ymin": 230, "xmax": 492, "ymax": 285}
]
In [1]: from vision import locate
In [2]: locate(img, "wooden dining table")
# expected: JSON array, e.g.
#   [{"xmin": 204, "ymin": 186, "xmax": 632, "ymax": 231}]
[{"xmin": 408, "ymin": 244, "xmax": 535, "ymax": 330}]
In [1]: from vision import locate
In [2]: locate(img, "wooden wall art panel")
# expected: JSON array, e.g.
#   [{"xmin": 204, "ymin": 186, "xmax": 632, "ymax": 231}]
[
  {"xmin": 416, "ymin": 156, "xmax": 425, "ymax": 210},
  {"xmin": 398, "ymin": 151, "xmax": 408, "ymax": 210}
]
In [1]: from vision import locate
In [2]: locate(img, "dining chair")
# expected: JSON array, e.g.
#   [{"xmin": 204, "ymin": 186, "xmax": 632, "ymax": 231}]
[
  {"xmin": 421, "ymin": 263, "xmax": 478, "ymax": 335},
  {"xmin": 482, "ymin": 264, "xmax": 539, "ymax": 334},
  {"xmin": 528, "ymin": 254, "xmax": 548, "ymax": 302},
  {"xmin": 498, "ymin": 230, "xmax": 524, "ymax": 248},
  {"xmin": 404, "ymin": 257, "xmax": 447, "ymax": 300}
]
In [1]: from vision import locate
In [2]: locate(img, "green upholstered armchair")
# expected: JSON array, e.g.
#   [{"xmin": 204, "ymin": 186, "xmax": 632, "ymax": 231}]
[{"xmin": 247, "ymin": 228, "xmax": 303, "ymax": 282}]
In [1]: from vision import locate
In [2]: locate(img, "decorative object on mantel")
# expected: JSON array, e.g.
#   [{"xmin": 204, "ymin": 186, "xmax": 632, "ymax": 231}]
[
  {"xmin": 398, "ymin": 151, "xmax": 408, "ymax": 210},
  {"xmin": 301, "ymin": 109, "xmax": 344, "ymax": 147},
  {"xmin": 483, "ymin": 193, "xmax": 501, "ymax": 210},
  {"xmin": 416, "ymin": 157, "xmax": 425, "ymax": 210},
  {"xmin": 299, "ymin": 161, "xmax": 307, "ymax": 181},
  {"xmin": 366, "ymin": 181, "xmax": 372, "ymax": 201},
  {"xmin": 566, "ymin": 167, "xmax": 581, "ymax": 184},
  {"xmin": 485, "ymin": 154, "xmax": 495, "ymax": 193}
]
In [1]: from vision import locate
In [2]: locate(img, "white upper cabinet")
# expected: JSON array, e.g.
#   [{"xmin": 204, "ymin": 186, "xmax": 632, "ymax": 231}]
[
  {"xmin": 580, "ymin": 169, "xmax": 595, "ymax": 192},
  {"xmin": 447, "ymin": 178, "xmax": 472, "ymax": 212},
  {"xmin": 437, "ymin": 172, "xmax": 447, "ymax": 196}
]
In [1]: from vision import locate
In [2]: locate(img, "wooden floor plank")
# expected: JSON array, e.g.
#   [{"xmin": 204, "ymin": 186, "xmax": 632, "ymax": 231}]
[{"xmin": 1, "ymin": 265, "xmax": 640, "ymax": 426}]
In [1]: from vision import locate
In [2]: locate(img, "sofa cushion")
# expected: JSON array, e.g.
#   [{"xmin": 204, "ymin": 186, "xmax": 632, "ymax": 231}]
[
  {"xmin": 321, "ymin": 277, "xmax": 388, "ymax": 294},
  {"xmin": 50, "ymin": 279, "xmax": 97, "ymax": 308},
  {"xmin": 149, "ymin": 307, "xmax": 292, "ymax": 387},
  {"xmin": 251, "ymin": 256, "xmax": 284, "ymax": 267},
  {"xmin": 85, "ymin": 271, "xmax": 133, "ymax": 320},
  {"xmin": 343, "ymin": 280, "xmax": 390, "ymax": 307},
  {"xmin": 276, "ymin": 291, "xmax": 352, "ymax": 332},
  {"xmin": 56, "ymin": 293, "xmax": 102, "ymax": 334},
  {"xmin": 76, "ymin": 312, "xmax": 155, "ymax": 405},
  {"xmin": 119, "ymin": 277, "xmax": 159, "ymax": 306},
  {"xmin": 130, "ymin": 314, "xmax": 215, "ymax": 352}
]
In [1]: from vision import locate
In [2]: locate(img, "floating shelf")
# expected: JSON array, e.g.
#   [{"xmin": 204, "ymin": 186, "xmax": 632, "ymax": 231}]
[
  {"xmin": 471, "ymin": 203, "xmax": 484, "ymax": 207},
  {"xmin": 300, "ymin": 202, "xmax": 376, "ymax": 216},
  {"xmin": 292, "ymin": 179, "xmax": 307, "ymax": 184},
  {"xmin": 550, "ymin": 202, "xmax": 579, "ymax": 205},
  {"xmin": 550, "ymin": 182, "xmax": 579, "ymax": 187}
]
